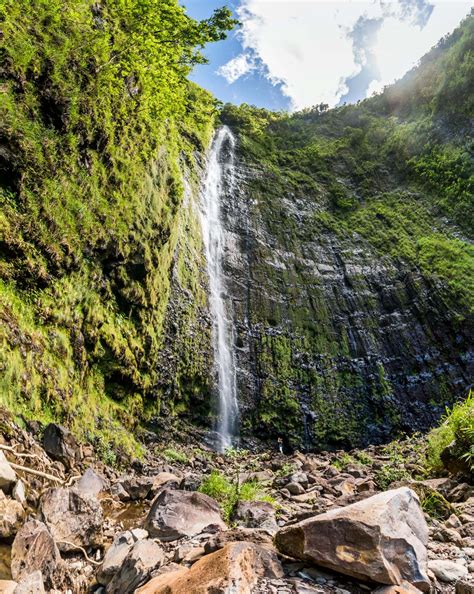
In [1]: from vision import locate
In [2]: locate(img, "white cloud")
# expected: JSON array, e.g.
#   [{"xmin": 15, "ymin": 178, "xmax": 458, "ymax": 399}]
[
  {"xmin": 217, "ymin": 53, "xmax": 256, "ymax": 83},
  {"xmin": 233, "ymin": 0, "xmax": 472, "ymax": 109}
]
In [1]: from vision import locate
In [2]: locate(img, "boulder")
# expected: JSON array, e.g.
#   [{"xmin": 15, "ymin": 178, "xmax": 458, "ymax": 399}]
[
  {"xmin": 97, "ymin": 529, "xmax": 149, "ymax": 585},
  {"xmin": 13, "ymin": 571, "xmax": 45, "ymax": 594},
  {"xmin": 428, "ymin": 559, "xmax": 468, "ymax": 583},
  {"xmin": 40, "ymin": 487, "xmax": 103, "ymax": 552},
  {"xmin": 151, "ymin": 472, "xmax": 180, "ymax": 495},
  {"xmin": 275, "ymin": 487, "xmax": 430, "ymax": 591},
  {"xmin": 119, "ymin": 476, "xmax": 154, "ymax": 500},
  {"xmin": 234, "ymin": 500, "xmax": 277, "ymax": 532},
  {"xmin": 105, "ymin": 539, "xmax": 164, "ymax": 594},
  {"xmin": 135, "ymin": 541, "xmax": 283, "ymax": 594},
  {"xmin": 456, "ymin": 581, "xmax": 474, "ymax": 594},
  {"xmin": 286, "ymin": 482, "xmax": 305, "ymax": 495},
  {"xmin": 12, "ymin": 481, "xmax": 26, "ymax": 506},
  {"xmin": 42, "ymin": 424, "xmax": 80, "ymax": 469},
  {"xmin": 0, "ymin": 581, "xmax": 17, "ymax": 594},
  {"xmin": 144, "ymin": 489, "xmax": 226, "ymax": 541},
  {"xmin": 11, "ymin": 520, "xmax": 61, "ymax": 586},
  {"xmin": 0, "ymin": 451, "xmax": 16, "ymax": 493},
  {"xmin": 76, "ymin": 468, "xmax": 108, "ymax": 497},
  {"xmin": 0, "ymin": 498, "xmax": 24, "ymax": 539}
]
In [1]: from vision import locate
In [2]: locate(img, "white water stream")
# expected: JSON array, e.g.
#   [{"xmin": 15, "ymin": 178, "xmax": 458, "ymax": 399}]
[{"xmin": 200, "ymin": 126, "xmax": 239, "ymax": 451}]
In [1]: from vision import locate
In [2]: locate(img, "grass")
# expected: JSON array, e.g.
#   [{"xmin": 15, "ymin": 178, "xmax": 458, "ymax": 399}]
[
  {"xmin": 198, "ymin": 470, "xmax": 276, "ymax": 523},
  {"xmin": 162, "ymin": 448, "xmax": 188, "ymax": 464},
  {"xmin": 426, "ymin": 389, "xmax": 474, "ymax": 473}
]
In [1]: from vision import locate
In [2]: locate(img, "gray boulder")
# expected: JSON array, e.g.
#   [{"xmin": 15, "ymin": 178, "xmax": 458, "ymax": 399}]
[
  {"xmin": 275, "ymin": 487, "xmax": 430, "ymax": 591},
  {"xmin": 428, "ymin": 559, "xmax": 468, "ymax": 583},
  {"xmin": 234, "ymin": 500, "xmax": 278, "ymax": 532},
  {"xmin": 13, "ymin": 571, "xmax": 45, "ymax": 594},
  {"xmin": 42, "ymin": 423, "xmax": 80, "ymax": 469},
  {"xmin": 11, "ymin": 520, "xmax": 61, "ymax": 586},
  {"xmin": 97, "ymin": 529, "xmax": 149, "ymax": 585},
  {"xmin": 144, "ymin": 489, "xmax": 226, "ymax": 541},
  {"xmin": 40, "ymin": 487, "xmax": 103, "ymax": 552},
  {"xmin": 76, "ymin": 467, "xmax": 108, "ymax": 497},
  {"xmin": 0, "ymin": 498, "xmax": 24, "ymax": 539},
  {"xmin": 105, "ymin": 539, "xmax": 164, "ymax": 594},
  {"xmin": 0, "ymin": 451, "xmax": 16, "ymax": 493}
]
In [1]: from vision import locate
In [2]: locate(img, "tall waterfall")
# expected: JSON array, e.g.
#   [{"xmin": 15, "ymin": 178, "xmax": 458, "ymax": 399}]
[{"xmin": 200, "ymin": 126, "xmax": 239, "ymax": 451}]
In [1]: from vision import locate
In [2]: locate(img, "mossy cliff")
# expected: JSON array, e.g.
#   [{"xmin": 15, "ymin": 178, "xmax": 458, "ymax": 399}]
[
  {"xmin": 0, "ymin": 0, "xmax": 236, "ymax": 454},
  {"xmin": 220, "ymin": 16, "xmax": 473, "ymax": 449}
]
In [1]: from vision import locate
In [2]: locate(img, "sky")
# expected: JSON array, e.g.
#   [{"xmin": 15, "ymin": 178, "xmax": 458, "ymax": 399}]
[{"xmin": 182, "ymin": 0, "xmax": 473, "ymax": 111}]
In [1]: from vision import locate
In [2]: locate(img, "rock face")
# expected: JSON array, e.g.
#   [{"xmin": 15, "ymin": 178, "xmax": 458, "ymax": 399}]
[
  {"xmin": 135, "ymin": 541, "xmax": 284, "ymax": 594},
  {"xmin": 216, "ymin": 136, "xmax": 473, "ymax": 449},
  {"xmin": 144, "ymin": 489, "xmax": 226, "ymax": 541},
  {"xmin": 11, "ymin": 520, "xmax": 61, "ymax": 585},
  {"xmin": 275, "ymin": 487, "xmax": 430, "ymax": 590},
  {"xmin": 0, "ymin": 451, "xmax": 16, "ymax": 493},
  {"xmin": 40, "ymin": 487, "xmax": 103, "ymax": 552},
  {"xmin": 42, "ymin": 424, "xmax": 80, "ymax": 469}
]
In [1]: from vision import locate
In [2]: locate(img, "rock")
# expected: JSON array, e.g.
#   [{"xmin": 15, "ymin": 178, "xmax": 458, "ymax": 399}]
[
  {"xmin": 357, "ymin": 479, "xmax": 376, "ymax": 492},
  {"xmin": 119, "ymin": 476, "xmax": 154, "ymax": 500},
  {"xmin": 12, "ymin": 481, "xmax": 26, "ymax": 506},
  {"xmin": 0, "ymin": 581, "xmax": 17, "ymax": 594},
  {"xmin": 286, "ymin": 482, "xmax": 305, "ymax": 495},
  {"xmin": 144, "ymin": 489, "xmax": 226, "ymax": 541},
  {"xmin": 373, "ymin": 583, "xmax": 423, "ymax": 593},
  {"xmin": 234, "ymin": 500, "xmax": 277, "ymax": 532},
  {"xmin": 151, "ymin": 472, "xmax": 180, "ymax": 494},
  {"xmin": 456, "ymin": 580, "xmax": 474, "ymax": 594},
  {"xmin": 76, "ymin": 468, "xmax": 107, "ymax": 497},
  {"xmin": 97, "ymin": 529, "xmax": 149, "ymax": 585},
  {"xmin": 0, "ymin": 498, "xmax": 24, "ymax": 539},
  {"xmin": 0, "ymin": 451, "xmax": 16, "ymax": 493},
  {"xmin": 110, "ymin": 482, "xmax": 130, "ymax": 501},
  {"xmin": 13, "ymin": 571, "xmax": 45, "ymax": 594},
  {"xmin": 428, "ymin": 559, "xmax": 468, "ymax": 583},
  {"xmin": 441, "ymin": 441, "xmax": 471, "ymax": 476},
  {"xmin": 449, "ymin": 483, "xmax": 473, "ymax": 503},
  {"xmin": 42, "ymin": 424, "xmax": 80, "ymax": 469},
  {"xmin": 204, "ymin": 527, "xmax": 275, "ymax": 553},
  {"xmin": 135, "ymin": 541, "xmax": 284, "ymax": 594},
  {"xmin": 11, "ymin": 520, "xmax": 61, "ymax": 586},
  {"xmin": 40, "ymin": 487, "xmax": 103, "ymax": 552},
  {"xmin": 275, "ymin": 487, "xmax": 430, "ymax": 591},
  {"xmin": 105, "ymin": 539, "xmax": 164, "ymax": 594},
  {"xmin": 446, "ymin": 513, "xmax": 463, "ymax": 530}
]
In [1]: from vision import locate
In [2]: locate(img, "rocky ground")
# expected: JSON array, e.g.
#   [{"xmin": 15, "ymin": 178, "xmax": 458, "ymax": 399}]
[{"xmin": 0, "ymin": 414, "xmax": 472, "ymax": 594}]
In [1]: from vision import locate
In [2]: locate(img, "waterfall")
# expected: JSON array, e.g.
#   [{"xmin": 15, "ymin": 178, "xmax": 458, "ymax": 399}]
[{"xmin": 200, "ymin": 126, "xmax": 239, "ymax": 451}]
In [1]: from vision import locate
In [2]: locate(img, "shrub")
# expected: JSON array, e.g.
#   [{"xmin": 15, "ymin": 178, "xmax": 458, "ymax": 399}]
[
  {"xmin": 426, "ymin": 389, "xmax": 474, "ymax": 472},
  {"xmin": 162, "ymin": 448, "xmax": 187, "ymax": 464}
]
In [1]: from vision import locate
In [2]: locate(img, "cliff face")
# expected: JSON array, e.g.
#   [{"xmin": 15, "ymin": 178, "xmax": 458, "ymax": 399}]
[{"xmin": 217, "ymin": 16, "xmax": 474, "ymax": 449}]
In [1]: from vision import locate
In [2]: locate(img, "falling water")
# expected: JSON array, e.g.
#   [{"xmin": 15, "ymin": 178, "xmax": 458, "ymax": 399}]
[{"xmin": 200, "ymin": 126, "xmax": 239, "ymax": 451}]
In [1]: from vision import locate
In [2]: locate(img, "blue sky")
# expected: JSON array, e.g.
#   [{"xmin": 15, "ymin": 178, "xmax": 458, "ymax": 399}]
[{"xmin": 182, "ymin": 1, "xmax": 472, "ymax": 111}]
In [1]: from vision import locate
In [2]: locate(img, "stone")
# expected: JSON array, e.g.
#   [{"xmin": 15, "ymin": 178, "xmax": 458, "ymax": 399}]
[
  {"xmin": 12, "ymin": 481, "xmax": 26, "ymax": 506},
  {"xmin": 105, "ymin": 539, "xmax": 164, "ymax": 594},
  {"xmin": 234, "ymin": 500, "xmax": 278, "ymax": 532},
  {"xmin": 40, "ymin": 487, "xmax": 103, "ymax": 552},
  {"xmin": 0, "ymin": 581, "xmax": 17, "ymax": 594},
  {"xmin": 286, "ymin": 482, "xmax": 305, "ymax": 495},
  {"xmin": 97, "ymin": 529, "xmax": 149, "ymax": 585},
  {"xmin": 456, "ymin": 580, "xmax": 474, "ymax": 594},
  {"xmin": 135, "ymin": 541, "xmax": 284, "ymax": 594},
  {"xmin": 449, "ymin": 483, "xmax": 473, "ymax": 503},
  {"xmin": 13, "ymin": 571, "xmax": 45, "ymax": 594},
  {"xmin": 275, "ymin": 487, "xmax": 430, "ymax": 591},
  {"xmin": 0, "ymin": 451, "xmax": 16, "ymax": 493},
  {"xmin": 76, "ymin": 468, "xmax": 108, "ymax": 497},
  {"xmin": 11, "ymin": 520, "xmax": 61, "ymax": 586},
  {"xmin": 144, "ymin": 489, "xmax": 226, "ymax": 541},
  {"xmin": 204, "ymin": 527, "xmax": 275, "ymax": 553},
  {"xmin": 151, "ymin": 472, "xmax": 180, "ymax": 494},
  {"xmin": 373, "ymin": 583, "xmax": 423, "ymax": 593},
  {"xmin": 119, "ymin": 476, "xmax": 154, "ymax": 500},
  {"xmin": 42, "ymin": 424, "xmax": 80, "ymax": 469},
  {"xmin": 110, "ymin": 482, "xmax": 129, "ymax": 501},
  {"xmin": 0, "ymin": 498, "xmax": 24, "ymax": 539},
  {"xmin": 428, "ymin": 559, "xmax": 468, "ymax": 583}
]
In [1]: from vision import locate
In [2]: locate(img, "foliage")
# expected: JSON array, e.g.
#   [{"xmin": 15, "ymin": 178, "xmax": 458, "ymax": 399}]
[
  {"xmin": 426, "ymin": 390, "xmax": 474, "ymax": 472},
  {"xmin": 198, "ymin": 470, "xmax": 275, "ymax": 522},
  {"xmin": 0, "ymin": 0, "xmax": 235, "ymax": 449},
  {"xmin": 162, "ymin": 448, "xmax": 187, "ymax": 464}
]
